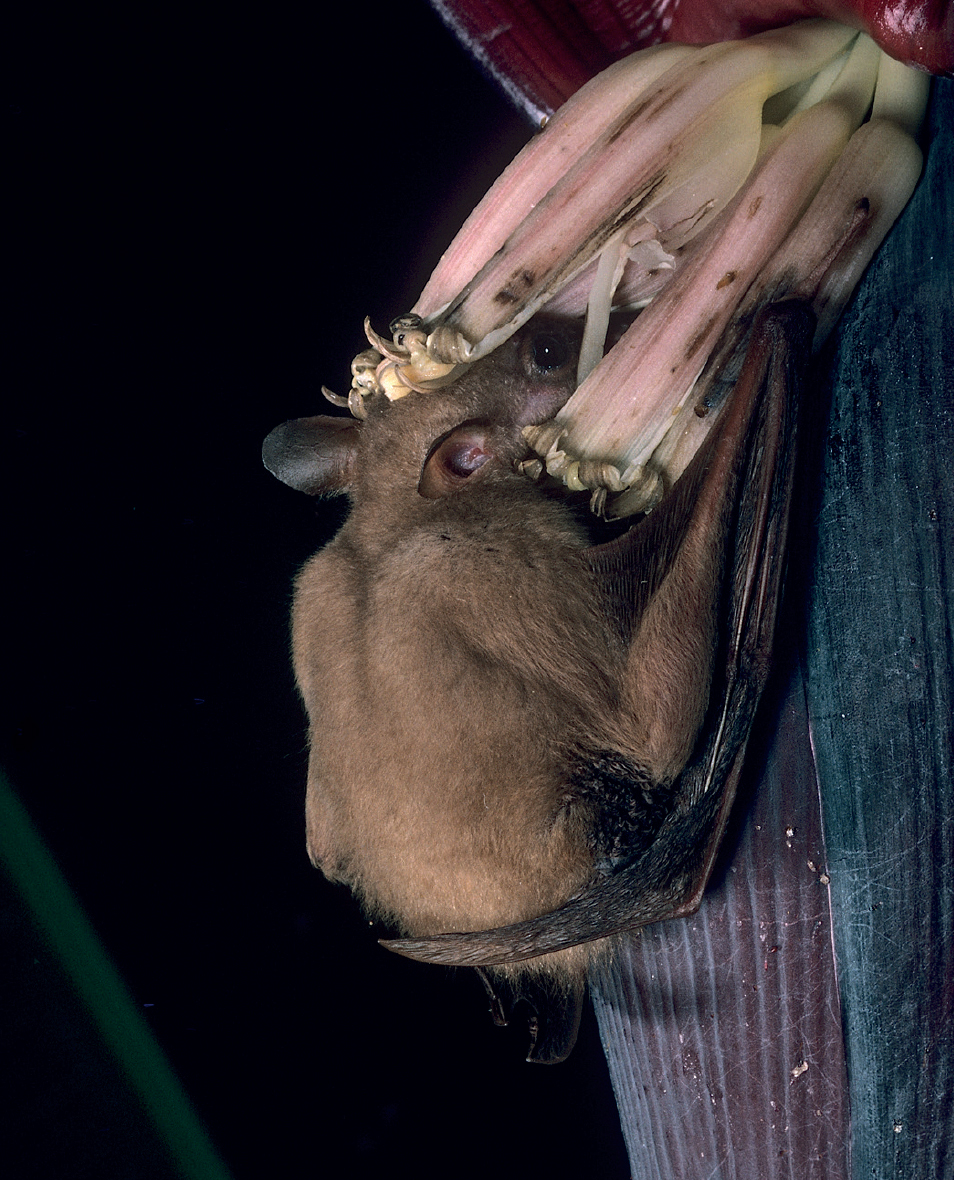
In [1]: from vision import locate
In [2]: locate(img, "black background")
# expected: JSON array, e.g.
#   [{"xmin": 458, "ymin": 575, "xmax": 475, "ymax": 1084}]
[{"xmin": 6, "ymin": 3, "xmax": 630, "ymax": 1178}]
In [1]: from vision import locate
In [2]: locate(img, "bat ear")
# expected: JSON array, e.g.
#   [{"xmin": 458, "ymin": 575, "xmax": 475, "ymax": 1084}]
[
  {"xmin": 262, "ymin": 415, "xmax": 360, "ymax": 495},
  {"xmin": 418, "ymin": 424, "xmax": 495, "ymax": 499}
]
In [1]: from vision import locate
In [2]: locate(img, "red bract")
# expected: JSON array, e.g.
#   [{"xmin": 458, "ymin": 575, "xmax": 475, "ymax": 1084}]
[
  {"xmin": 432, "ymin": 0, "xmax": 951, "ymax": 119},
  {"xmin": 665, "ymin": 0, "xmax": 951, "ymax": 74}
]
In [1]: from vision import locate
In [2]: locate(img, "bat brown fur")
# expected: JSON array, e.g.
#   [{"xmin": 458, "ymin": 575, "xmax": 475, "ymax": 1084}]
[{"xmin": 264, "ymin": 303, "xmax": 812, "ymax": 1060}]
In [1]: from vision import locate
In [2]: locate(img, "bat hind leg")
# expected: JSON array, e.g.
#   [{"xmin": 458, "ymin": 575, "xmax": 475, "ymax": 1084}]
[{"xmin": 475, "ymin": 968, "xmax": 585, "ymax": 1064}]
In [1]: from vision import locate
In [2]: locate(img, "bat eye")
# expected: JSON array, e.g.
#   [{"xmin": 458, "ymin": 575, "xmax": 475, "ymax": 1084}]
[{"xmin": 529, "ymin": 331, "xmax": 571, "ymax": 373}]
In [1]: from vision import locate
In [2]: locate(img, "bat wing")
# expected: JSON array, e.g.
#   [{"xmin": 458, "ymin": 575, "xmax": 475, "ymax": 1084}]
[{"xmin": 382, "ymin": 300, "xmax": 812, "ymax": 969}]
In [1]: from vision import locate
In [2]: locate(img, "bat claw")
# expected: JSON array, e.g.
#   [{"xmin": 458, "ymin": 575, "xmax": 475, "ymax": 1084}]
[{"xmin": 474, "ymin": 969, "xmax": 585, "ymax": 1064}]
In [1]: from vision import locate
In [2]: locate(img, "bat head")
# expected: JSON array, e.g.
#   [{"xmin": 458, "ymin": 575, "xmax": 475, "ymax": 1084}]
[{"xmin": 262, "ymin": 317, "xmax": 586, "ymax": 509}]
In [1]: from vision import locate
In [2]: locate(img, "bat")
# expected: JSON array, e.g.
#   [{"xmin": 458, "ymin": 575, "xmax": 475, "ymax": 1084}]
[{"xmin": 263, "ymin": 297, "xmax": 812, "ymax": 1062}]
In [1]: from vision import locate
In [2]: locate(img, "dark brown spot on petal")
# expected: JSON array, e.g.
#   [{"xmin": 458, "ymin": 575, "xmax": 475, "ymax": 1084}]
[
  {"xmin": 607, "ymin": 96, "xmax": 654, "ymax": 142},
  {"xmin": 684, "ymin": 313, "xmax": 719, "ymax": 361},
  {"xmin": 606, "ymin": 80, "xmax": 692, "ymax": 144}
]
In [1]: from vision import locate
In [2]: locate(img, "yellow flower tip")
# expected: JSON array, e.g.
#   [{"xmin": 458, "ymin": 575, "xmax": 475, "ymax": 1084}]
[
  {"xmin": 517, "ymin": 457, "xmax": 545, "ymax": 482},
  {"xmin": 522, "ymin": 421, "xmax": 569, "ymax": 462},
  {"xmin": 563, "ymin": 461, "xmax": 587, "ymax": 493},
  {"xmin": 424, "ymin": 324, "xmax": 478, "ymax": 365},
  {"xmin": 376, "ymin": 361, "xmax": 413, "ymax": 401},
  {"xmin": 606, "ymin": 469, "xmax": 667, "ymax": 519},
  {"xmin": 351, "ymin": 349, "xmax": 384, "ymax": 390}
]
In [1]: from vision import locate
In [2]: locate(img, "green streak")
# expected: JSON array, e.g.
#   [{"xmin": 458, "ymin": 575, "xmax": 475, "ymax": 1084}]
[{"xmin": 0, "ymin": 767, "xmax": 234, "ymax": 1180}]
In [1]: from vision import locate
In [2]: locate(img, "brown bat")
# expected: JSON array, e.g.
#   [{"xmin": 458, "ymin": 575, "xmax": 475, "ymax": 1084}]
[{"xmin": 263, "ymin": 299, "xmax": 811, "ymax": 1062}]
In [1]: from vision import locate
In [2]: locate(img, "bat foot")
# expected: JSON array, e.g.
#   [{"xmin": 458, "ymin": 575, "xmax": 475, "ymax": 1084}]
[{"xmin": 475, "ymin": 968, "xmax": 584, "ymax": 1064}]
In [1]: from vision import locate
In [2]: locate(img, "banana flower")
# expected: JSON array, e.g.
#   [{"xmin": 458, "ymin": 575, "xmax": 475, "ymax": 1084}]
[{"xmin": 333, "ymin": 20, "xmax": 926, "ymax": 520}]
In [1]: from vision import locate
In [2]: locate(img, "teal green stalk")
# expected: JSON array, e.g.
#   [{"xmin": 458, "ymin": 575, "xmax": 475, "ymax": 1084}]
[{"xmin": 0, "ymin": 768, "xmax": 234, "ymax": 1180}]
